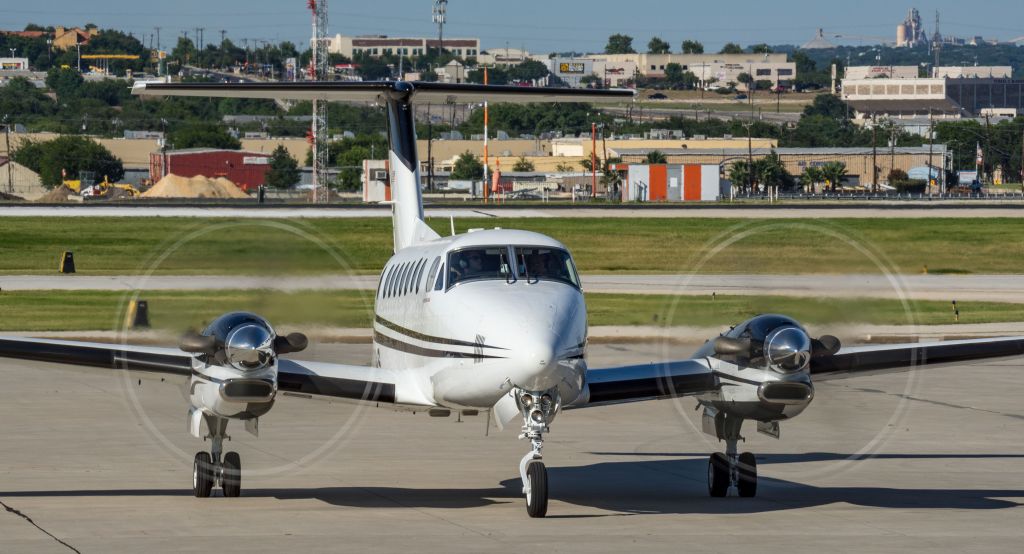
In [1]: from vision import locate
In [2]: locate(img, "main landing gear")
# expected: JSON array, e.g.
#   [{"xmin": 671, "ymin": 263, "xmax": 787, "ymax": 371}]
[
  {"xmin": 707, "ymin": 439, "xmax": 757, "ymax": 498},
  {"xmin": 516, "ymin": 389, "xmax": 560, "ymax": 518},
  {"xmin": 193, "ymin": 415, "xmax": 242, "ymax": 498}
]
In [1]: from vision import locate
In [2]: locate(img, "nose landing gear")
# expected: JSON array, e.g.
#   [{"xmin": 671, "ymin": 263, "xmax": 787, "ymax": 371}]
[{"xmin": 516, "ymin": 388, "xmax": 560, "ymax": 518}]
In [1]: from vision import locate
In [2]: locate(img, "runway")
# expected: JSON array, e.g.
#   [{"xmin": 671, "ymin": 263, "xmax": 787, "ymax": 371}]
[
  {"xmin": 2, "ymin": 205, "xmax": 1024, "ymax": 219},
  {"xmin": 1, "ymin": 341, "xmax": 1022, "ymax": 553},
  {"xmin": 5, "ymin": 273, "xmax": 1024, "ymax": 303}
]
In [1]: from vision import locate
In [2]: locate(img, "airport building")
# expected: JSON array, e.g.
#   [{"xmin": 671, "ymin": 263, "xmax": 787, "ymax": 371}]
[
  {"xmin": 149, "ymin": 149, "xmax": 273, "ymax": 192},
  {"xmin": 0, "ymin": 58, "xmax": 29, "ymax": 71},
  {"xmin": 612, "ymin": 146, "xmax": 949, "ymax": 189},
  {"xmin": 841, "ymin": 66, "xmax": 1023, "ymax": 120},
  {"xmin": 591, "ymin": 53, "xmax": 796, "ymax": 89},
  {"xmin": 329, "ymin": 34, "xmax": 481, "ymax": 59}
]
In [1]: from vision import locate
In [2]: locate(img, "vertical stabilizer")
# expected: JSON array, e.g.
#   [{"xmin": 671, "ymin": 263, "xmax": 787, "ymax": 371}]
[{"xmin": 385, "ymin": 86, "xmax": 440, "ymax": 252}]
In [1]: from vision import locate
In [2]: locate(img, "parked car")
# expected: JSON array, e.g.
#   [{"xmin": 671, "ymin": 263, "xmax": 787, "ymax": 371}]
[
  {"xmin": 647, "ymin": 92, "xmax": 668, "ymax": 100},
  {"xmin": 734, "ymin": 94, "xmax": 748, "ymax": 100}
]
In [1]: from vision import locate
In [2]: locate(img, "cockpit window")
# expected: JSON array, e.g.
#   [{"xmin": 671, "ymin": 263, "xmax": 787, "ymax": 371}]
[
  {"xmin": 515, "ymin": 247, "xmax": 580, "ymax": 288},
  {"xmin": 447, "ymin": 247, "xmax": 512, "ymax": 288}
]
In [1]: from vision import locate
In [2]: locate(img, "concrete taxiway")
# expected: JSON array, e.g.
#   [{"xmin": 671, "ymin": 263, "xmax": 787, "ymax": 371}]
[
  {"xmin": 1, "ymin": 340, "xmax": 1023, "ymax": 553},
  {"xmin": 5, "ymin": 273, "xmax": 1024, "ymax": 303}
]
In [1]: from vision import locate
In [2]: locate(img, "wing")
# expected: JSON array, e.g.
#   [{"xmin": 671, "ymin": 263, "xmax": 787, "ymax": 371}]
[
  {"xmin": 0, "ymin": 336, "xmax": 409, "ymax": 406},
  {"xmin": 810, "ymin": 336, "xmax": 1024, "ymax": 381},
  {"xmin": 573, "ymin": 359, "xmax": 717, "ymax": 408},
  {"xmin": 132, "ymin": 81, "xmax": 635, "ymax": 104}
]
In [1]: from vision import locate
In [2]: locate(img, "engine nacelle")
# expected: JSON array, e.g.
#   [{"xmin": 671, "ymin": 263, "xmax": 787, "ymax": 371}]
[
  {"xmin": 180, "ymin": 312, "xmax": 308, "ymax": 423},
  {"xmin": 695, "ymin": 314, "xmax": 837, "ymax": 425}
]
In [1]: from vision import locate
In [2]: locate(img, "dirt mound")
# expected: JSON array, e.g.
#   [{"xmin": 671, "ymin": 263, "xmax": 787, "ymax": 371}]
[
  {"xmin": 142, "ymin": 174, "xmax": 250, "ymax": 199},
  {"xmin": 0, "ymin": 191, "xmax": 25, "ymax": 201},
  {"xmin": 36, "ymin": 185, "xmax": 76, "ymax": 203}
]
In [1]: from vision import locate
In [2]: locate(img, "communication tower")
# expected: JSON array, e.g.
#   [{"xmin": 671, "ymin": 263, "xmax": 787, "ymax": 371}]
[
  {"xmin": 309, "ymin": 0, "xmax": 330, "ymax": 203},
  {"xmin": 432, "ymin": 1, "xmax": 447, "ymax": 53}
]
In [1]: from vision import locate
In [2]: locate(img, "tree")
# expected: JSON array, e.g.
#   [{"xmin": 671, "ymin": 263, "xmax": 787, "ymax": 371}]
[
  {"xmin": 265, "ymin": 145, "xmax": 300, "ymax": 189},
  {"xmin": 604, "ymin": 34, "xmax": 636, "ymax": 55},
  {"xmin": 728, "ymin": 160, "xmax": 752, "ymax": 193},
  {"xmin": 753, "ymin": 150, "xmax": 792, "ymax": 191},
  {"xmin": 681, "ymin": 40, "xmax": 704, "ymax": 54},
  {"xmin": 664, "ymin": 64, "xmax": 698, "ymax": 89},
  {"xmin": 719, "ymin": 43, "xmax": 743, "ymax": 54},
  {"xmin": 45, "ymin": 67, "xmax": 84, "ymax": 99},
  {"xmin": 13, "ymin": 136, "xmax": 124, "ymax": 188},
  {"xmin": 820, "ymin": 161, "xmax": 848, "ymax": 191},
  {"xmin": 750, "ymin": 44, "xmax": 773, "ymax": 54},
  {"xmin": 555, "ymin": 162, "xmax": 575, "ymax": 173},
  {"xmin": 451, "ymin": 151, "xmax": 484, "ymax": 180},
  {"xmin": 647, "ymin": 36, "xmax": 670, "ymax": 54},
  {"xmin": 168, "ymin": 124, "xmax": 242, "ymax": 150},
  {"xmin": 509, "ymin": 60, "xmax": 549, "ymax": 82},
  {"xmin": 645, "ymin": 150, "xmax": 668, "ymax": 164},
  {"xmin": 803, "ymin": 93, "xmax": 849, "ymax": 120},
  {"xmin": 512, "ymin": 156, "xmax": 535, "ymax": 172},
  {"xmin": 800, "ymin": 166, "xmax": 824, "ymax": 193}
]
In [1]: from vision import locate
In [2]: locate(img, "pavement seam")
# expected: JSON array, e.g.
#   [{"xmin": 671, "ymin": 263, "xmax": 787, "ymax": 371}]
[{"xmin": 0, "ymin": 498, "xmax": 82, "ymax": 554}]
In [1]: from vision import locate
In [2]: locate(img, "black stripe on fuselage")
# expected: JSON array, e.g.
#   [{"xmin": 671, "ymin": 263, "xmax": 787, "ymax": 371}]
[
  {"xmin": 373, "ymin": 331, "xmax": 506, "ymax": 360},
  {"xmin": 373, "ymin": 315, "xmax": 507, "ymax": 350}
]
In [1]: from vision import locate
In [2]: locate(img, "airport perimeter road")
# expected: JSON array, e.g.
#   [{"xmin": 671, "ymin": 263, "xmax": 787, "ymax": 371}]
[
  {"xmin": 3, "ymin": 205, "xmax": 1024, "ymax": 219},
  {"xmin": 1, "ymin": 342, "xmax": 1023, "ymax": 553},
  {"xmin": 5, "ymin": 273, "xmax": 1024, "ymax": 303}
]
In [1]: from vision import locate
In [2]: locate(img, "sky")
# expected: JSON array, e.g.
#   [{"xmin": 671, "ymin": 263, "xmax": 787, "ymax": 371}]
[{"xmin": 2, "ymin": 1, "xmax": 1022, "ymax": 54}]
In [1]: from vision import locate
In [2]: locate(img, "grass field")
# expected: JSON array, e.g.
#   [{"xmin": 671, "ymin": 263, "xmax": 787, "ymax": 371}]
[
  {"xmin": 0, "ymin": 289, "xmax": 1016, "ymax": 332},
  {"xmin": 1, "ymin": 217, "xmax": 1023, "ymax": 276}
]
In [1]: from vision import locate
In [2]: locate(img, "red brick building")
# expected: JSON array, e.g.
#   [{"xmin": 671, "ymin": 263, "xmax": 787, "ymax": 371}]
[{"xmin": 149, "ymin": 149, "xmax": 272, "ymax": 192}]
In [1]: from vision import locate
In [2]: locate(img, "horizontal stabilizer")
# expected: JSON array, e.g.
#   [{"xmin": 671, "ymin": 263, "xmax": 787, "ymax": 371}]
[{"xmin": 133, "ymin": 81, "xmax": 635, "ymax": 104}]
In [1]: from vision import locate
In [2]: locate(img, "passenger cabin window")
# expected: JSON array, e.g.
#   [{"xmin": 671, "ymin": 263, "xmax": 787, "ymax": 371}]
[
  {"xmin": 447, "ymin": 247, "xmax": 511, "ymax": 288},
  {"xmin": 384, "ymin": 265, "xmax": 396, "ymax": 298},
  {"xmin": 515, "ymin": 247, "xmax": 581, "ymax": 288},
  {"xmin": 414, "ymin": 259, "xmax": 426, "ymax": 293}
]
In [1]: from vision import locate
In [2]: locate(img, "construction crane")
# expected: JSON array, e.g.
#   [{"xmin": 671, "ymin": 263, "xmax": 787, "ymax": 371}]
[{"xmin": 309, "ymin": 0, "xmax": 330, "ymax": 204}]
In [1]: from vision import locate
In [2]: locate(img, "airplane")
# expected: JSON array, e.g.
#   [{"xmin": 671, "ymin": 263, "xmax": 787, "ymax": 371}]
[{"xmin": 3, "ymin": 80, "xmax": 1024, "ymax": 518}]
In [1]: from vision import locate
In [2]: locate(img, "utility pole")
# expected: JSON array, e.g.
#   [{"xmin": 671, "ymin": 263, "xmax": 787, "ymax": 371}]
[
  {"xmin": 483, "ymin": 67, "xmax": 490, "ymax": 202},
  {"xmin": 747, "ymin": 122, "xmax": 754, "ymax": 194},
  {"xmin": 984, "ymin": 113, "xmax": 992, "ymax": 185},
  {"xmin": 591, "ymin": 121, "xmax": 597, "ymax": 200},
  {"xmin": 1020, "ymin": 128, "xmax": 1024, "ymax": 194},
  {"xmin": 427, "ymin": 105, "xmax": 434, "ymax": 192},
  {"xmin": 154, "ymin": 26, "xmax": 161, "ymax": 51},
  {"xmin": 927, "ymin": 112, "xmax": 935, "ymax": 194},
  {"xmin": 4, "ymin": 122, "xmax": 13, "ymax": 194},
  {"xmin": 871, "ymin": 116, "xmax": 878, "ymax": 192},
  {"xmin": 220, "ymin": 29, "xmax": 227, "ymax": 45}
]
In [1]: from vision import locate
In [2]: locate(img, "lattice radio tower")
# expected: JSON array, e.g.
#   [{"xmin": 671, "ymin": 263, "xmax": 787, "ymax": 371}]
[
  {"xmin": 432, "ymin": 1, "xmax": 447, "ymax": 52},
  {"xmin": 309, "ymin": 0, "xmax": 330, "ymax": 203}
]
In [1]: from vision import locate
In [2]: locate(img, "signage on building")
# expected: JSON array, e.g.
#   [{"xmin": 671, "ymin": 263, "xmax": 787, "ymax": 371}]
[
  {"xmin": 243, "ymin": 157, "xmax": 271, "ymax": 165},
  {"xmin": 559, "ymin": 62, "xmax": 586, "ymax": 74}
]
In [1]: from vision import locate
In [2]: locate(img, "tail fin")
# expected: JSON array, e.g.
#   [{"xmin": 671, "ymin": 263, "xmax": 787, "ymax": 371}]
[{"xmin": 132, "ymin": 81, "xmax": 633, "ymax": 252}]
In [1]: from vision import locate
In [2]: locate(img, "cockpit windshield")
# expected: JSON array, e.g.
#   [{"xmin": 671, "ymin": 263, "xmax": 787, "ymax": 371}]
[
  {"xmin": 445, "ymin": 246, "xmax": 581, "ymax": 289},
  {"xmin": 515, "ymin": 247, "xmax": 580, "ymax": 288},
  {"xmin": 447, "ymin": 247, "xmax": 513, "ymax": 287}
]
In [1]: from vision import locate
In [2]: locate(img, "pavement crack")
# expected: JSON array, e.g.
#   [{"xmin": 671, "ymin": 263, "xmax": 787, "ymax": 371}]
[{"xmin": 1, "ymin": 498, "xmax": 82, "ymax": 554}]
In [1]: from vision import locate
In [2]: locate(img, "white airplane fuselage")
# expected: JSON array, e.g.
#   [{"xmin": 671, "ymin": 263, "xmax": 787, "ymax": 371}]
[{"xmin": 371, "ymin": 228, "xmax": 588, "ymax": 410}]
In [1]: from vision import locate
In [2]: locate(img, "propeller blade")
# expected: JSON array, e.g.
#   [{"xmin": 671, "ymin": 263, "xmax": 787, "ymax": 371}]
[
  {"xmin": 811, "ymin": 335, "xmax": 842, "ymax": 357},
  {"xmin": 713, "ymin": 336, "xmax": 752, "ymax": 356},
  {"xmin": 274, "ymin": 332, "xmax": 309, "ymax": 355},
  {"xmin": 178, "ymin": 330, "xmax": 217, "ymax": 355}
]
